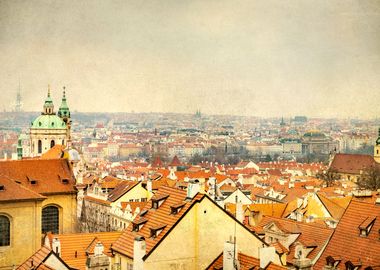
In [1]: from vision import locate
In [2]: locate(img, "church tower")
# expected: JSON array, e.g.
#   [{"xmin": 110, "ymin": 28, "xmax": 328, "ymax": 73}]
[
  {"xmin": 58, "ymin": 86, "xmax": 72, "ymax": 147},
  {"xmin": 30, "ymin": 85, "xmax": 69, "ymax": 156},
  {"xmin": 374, "ymin": 128, "xmax": 380, "ymax": 163}
]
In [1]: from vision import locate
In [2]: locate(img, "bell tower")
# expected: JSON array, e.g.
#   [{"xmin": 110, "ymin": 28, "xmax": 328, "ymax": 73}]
[
  {"xmin": 58, "ymin": 86, "xmax": 72, "ymax": 147},
  {"xmin": 374, "ymin": 128, "xmax": 380, "ymax": 163}
]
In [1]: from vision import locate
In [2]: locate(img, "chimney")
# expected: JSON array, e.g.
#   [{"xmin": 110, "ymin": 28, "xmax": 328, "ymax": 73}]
[
  {"xmin": 223, "ymin": 240, "xmax": 238, "ymax": 270},
  {"xmin": 147, "ymin": 179, "xmax": 152, "ymax": 193},
  {"xmin": 186, "ymin": 179, "xmax": 200, "ymax": 200},
  {"xmin": 236, "ymin": 201, "xmax": 244, "ymax": 223},
  {"xmin": 94, "ymin": 242, "xmax": 104, "ymax": 256},
  {"xmin": 133, "ymin": 236, "xmax": 146, "ymax": 270},
  {"xmin": 52, "ymin": 237, "xmax": 61, "ymax": 257},
  {"xmin": 259, "ymin": 246, "xmax": 276, "ymax": 269}
]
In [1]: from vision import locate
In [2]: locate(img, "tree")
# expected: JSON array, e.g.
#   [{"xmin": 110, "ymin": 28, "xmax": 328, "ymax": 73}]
[
  {"xmin": 317, "ymin": 169, "xmax": 340, "ymax": 187},
  {"xmin": 357, "ymin": 166, "xmax": 380, "ymax": 191}
]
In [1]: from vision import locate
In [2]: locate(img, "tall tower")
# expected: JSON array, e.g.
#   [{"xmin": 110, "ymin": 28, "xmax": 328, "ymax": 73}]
[
  {"xmin": 15, "ymin": 81, "xmax": 23, "ymax": 112},
  {"xmin": 374, "ymin": 128, "xmax": 380, "ymax": 163},
  {"xmin": 30, "ymin": 85, "xmax": 68, "ymax": 156},
  {"xmin": 58, "ymin": 86, "xmax": 71, "ymax": 147}
]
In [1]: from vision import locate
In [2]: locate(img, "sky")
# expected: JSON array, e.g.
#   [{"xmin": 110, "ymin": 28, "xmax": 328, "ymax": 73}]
[{"xmin": 1, "ymin": 0, "xmax": 380, "ymax": 118}]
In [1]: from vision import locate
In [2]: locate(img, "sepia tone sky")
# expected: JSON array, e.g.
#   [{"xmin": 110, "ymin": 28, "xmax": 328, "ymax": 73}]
[{"xmin": 1, "ymin": 0, "xmax": 380, "ymax": 118}]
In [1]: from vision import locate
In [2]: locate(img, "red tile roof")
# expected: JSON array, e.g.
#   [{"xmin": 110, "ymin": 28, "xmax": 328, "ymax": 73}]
[
  {"xmin": 329, "ymin": 153, "xmax": 376, "ymax": 174},
  {"xmin": 0, "ymin": 175, "xmax": 46, "ymax": 202},
  {"xmin": 255, "ymin": 216, "xmax": 333, "ymax": 264},
  {"xmin": 47, "ymin": 231, "xmax": 122, "ymax": 270},
  {"xmin": 111, "ymin": 186, "xmax": 205, "ymax": 258},
  {"xmin": 314, "ymin": 200, "xmax": 380, "ymax": 269},
  {"xmin": 206, "ymin": 252, "xmax": 286, "ymax": 270},
  {"xmin": 107, "ymin": 181, "xmax": 139, "ymax": 202},
  {"xmin": 17, "ymin": 246, "xmax": 52, "ymax": 270},
  {"xmin": 0, "ymin": 159, "xmax": 76, "ymax": 195}
]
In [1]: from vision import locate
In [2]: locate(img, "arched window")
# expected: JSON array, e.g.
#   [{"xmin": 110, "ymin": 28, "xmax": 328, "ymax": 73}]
[
  {"xmin": 42, "ymin": 206, "xmax": 59, "ymax": 234},
  {"xmin": 38, "ymin": 140, "xmax": 42, "ymax": 154},
  {"xmin": 50, "ymin": 140, "xmax": 55, "ymax": 148},
  {"xmin": 0, "ymin": 215, "xmax": 10, "ymax": 246}
]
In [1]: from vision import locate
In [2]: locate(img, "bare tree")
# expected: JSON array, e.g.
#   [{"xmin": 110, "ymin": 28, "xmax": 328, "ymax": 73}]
[
  {"xmin": 317, "ymin": 169, "xmax": 340, "ymax": 187},
  {"xmin": 358, "ymin": 166, "xmax": 380, "ymax": 191}
]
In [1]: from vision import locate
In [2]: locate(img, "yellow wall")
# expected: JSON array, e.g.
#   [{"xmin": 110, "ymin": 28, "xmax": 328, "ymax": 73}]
[
  {"xmin": 111, "ymin": 183, "xmax": 153, "ymax": 207},
  {"xmin": 0, "ymin": 200, "xmax": 42, "ymax": 269},
  {"xmin": 123, "ymin": 197, "xmax": 282, "ymax": 270},
  {"xmin": 42, "ymin": 193, "xmax": 78, "ymax": 234},
  {"xmin": 0, "ymin": 193, "xmax": 77, "ymax": 269}
]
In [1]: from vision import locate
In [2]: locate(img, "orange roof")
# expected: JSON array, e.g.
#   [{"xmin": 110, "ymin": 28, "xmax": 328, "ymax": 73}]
[
  {"xmin": 17, "ymin": 246, "xmax": 52, "ymax": 270},
  {"xmin": 112, "ymin": 186, "xmax": 204, "ymax": 258},
  {"xmin": 108, "ymin": 181, "xmax": 139, "ymax": 202},
  {"xmin": 330, "ymin": 153, "xmax": 376, "ymax": 174},
  {"xmin": 0, "ymin": 175, "xmax": 46, "ymax": 202},
  {"xmin": 40, "ymin": 145, "xmax": 65, "ymax": 159},
  {"xmin": 206, "ymin": 252, "xmax": 286, "ymax": 270},
  {"xmin": 0, "ymin": 159, "xmax": 76, "ymax": 195},
  {"xmin": 256, "ymin": 216, "xmax": 333, "ymax": 263},
  {"xmin": 314, "ymin": 200, "xmax": 380, "ymax": 269},
  {"xmin": 317, "ymin": 193, "xmax": 347, "ymax": 220},
  {"xmin": 101, "ymin": 175, "xmax": 122, "ymax": 189},
  {"xmin": 48, "ymin": 231, "xmax": 122, "ymax": 270}
]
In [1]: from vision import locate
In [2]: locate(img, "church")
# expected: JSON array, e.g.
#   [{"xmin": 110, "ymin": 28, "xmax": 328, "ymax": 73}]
[
  {"xmin": 328, "ymin": 129, "xmax": 380, "ymax": 182},
  {"xmin": 0, "ymin": 87, "xmax": 77, "ymax": 269},
  {"xmin": 29, "ymin": 85, "xmax": 71, "ymax": 157}
]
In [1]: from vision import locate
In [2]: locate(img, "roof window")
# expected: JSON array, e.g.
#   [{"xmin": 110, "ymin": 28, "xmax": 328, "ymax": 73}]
[
  {"xmin": 150, "ymin": 224, "xmax": 166, "ymax": 238},
  {"xmin": 326, "ymin": 256, "xmax": 341, "ymax": 268},
  {"xmin": 170, "ymin": 202, "xmax": 186, "ymax": 215},
  {"xmin": 139, "ymin": 209, "xmax": 148, "ymax": 217},
  {"xmin": 345, "ymin": 261, "xmax": 361, "ymax": 270},
  {"xmin": 61, "ymin": 179, "xmax": 69, "ymax": 184},
  {"xmin": 151, "ymin": 193, "xmax": 169, "ymax": 209},
  {"xmin": 30, "ymin": 180, "xmax": 37, "ymax": 185},
  {"xmin": 0, "ymin": 184, "xmax": 4, "ymax": 191},
  {"xmin": 359, "ymin": 216, "xmax": 376, "ymax": 237},
  {"xmin": 132, "ymin": 217, "xmax": 148, "ymax": 232}
]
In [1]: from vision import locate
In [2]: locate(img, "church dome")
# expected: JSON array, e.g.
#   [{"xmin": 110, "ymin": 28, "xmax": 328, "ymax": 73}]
[{"xmin": 31, "ymin": 114, "xmax": 66, "ymax": 129}]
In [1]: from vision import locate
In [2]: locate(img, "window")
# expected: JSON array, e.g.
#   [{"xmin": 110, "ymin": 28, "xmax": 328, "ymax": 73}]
[
  {"xmin": 0, "ymin": 215, "xmax": 10, "ymax": 246},
  {"xmin": 38, "ymin": 140, "xmax": 42, "ymax": 154},
  {"xmin": 50, "ymin": 140, "xmax": 55, "ymax": 148},
  {"xmin": 42, "ymin": 206, "xmax": 59, "ymax": 234}
]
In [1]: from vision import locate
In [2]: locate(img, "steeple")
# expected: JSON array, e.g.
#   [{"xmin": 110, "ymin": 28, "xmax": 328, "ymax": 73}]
[
  {"xmin": 43, "ymin": 84, "xmax": 54, "ymax": 115},
  {"xmin": 58, "ymin": 86, "xmax": 71, "ymax": 120},
  {"xmin": 374, "ymin": 128, "xmax": 380, "ymax": 163}
]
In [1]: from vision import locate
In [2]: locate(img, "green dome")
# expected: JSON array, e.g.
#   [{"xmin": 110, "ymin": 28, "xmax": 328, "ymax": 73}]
[{"xmin": 31, "ymin": 115, "xmax": 66, "ymax": 129}]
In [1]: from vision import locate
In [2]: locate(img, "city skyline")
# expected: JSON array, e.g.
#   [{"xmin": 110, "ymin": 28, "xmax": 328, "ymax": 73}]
[{"xmin": 1, "ymin": 0, "xmax": 380, "ymax": 118}]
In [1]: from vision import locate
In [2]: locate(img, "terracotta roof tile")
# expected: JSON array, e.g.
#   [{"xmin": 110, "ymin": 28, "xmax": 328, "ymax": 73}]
[
  {"xmin": 112, "ymin": 186, "xmax": 204, "ymax": 258},
  {"xmin": 315, "ymin": 200, "xmax": 380, "ymax": 269},
  {"xmin": 206, "ymin": 252, "xmax": 286, "ymax": 270},
  {"xmin": 0, "ymin": 159, "xmax": 76, "ymax": 195},
  {"xmin": 329, "ymin": 153, "xmax": 376, "ymax": 174},
  {"xmin": 0, "ymin": 175, "xmax": 46, "ymax": 202},
  {"xmin": 17, "ymin": 246, "xmax": 52, "ymax": 270},
  {"xmin": 107, "ymin": 181, "xmax": 139, "ymax": 202}
]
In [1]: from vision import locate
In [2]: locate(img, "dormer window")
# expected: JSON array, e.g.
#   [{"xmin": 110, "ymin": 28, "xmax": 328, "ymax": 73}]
[
  {"xmin": 31, "ymin": 180, "xmax": 37, "ymax": 185},
  {"xmin": 132, "ymin": 217, "xmax": 147, "ymax": 232},
  {"xmin": 151, "ymin": 194, "xmax": 169, "ymax": 209},
  {"xmin": 326, "ymin": 256, "xmax": 341, "ymax": 268},
  {"xmin": 139, "ymin": 209, "xmax": 148, "ymax": 217},
  {"xmin": 345, "ymin": 261, "xmax": 361, "ymax": 270},
  {"xmin": 0, "ymin": 185, "xmax": 4, "ymax": 191},
  {"xmin": 61, "ymin": 179, "xmax": 69, "ymax": 184},
  {"xmin": 170, "ymin": 202, "xmax": 186, "ymax": 215},
  {"xmin": 150, "ymin": 224, "xmax": 166, "ymax": 238},
  {"xmin": 359, "ymin": 216, "xmax": 376, "ymax": 237}
]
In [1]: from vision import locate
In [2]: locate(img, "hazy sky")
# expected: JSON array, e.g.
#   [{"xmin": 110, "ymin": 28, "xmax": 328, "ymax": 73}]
[{"xmin": 1, "ymin": 0, "xmax": 380, "ymax": 118}]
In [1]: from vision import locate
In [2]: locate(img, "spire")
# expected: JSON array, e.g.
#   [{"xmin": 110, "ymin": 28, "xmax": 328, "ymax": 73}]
[
  {"xmin": 58, "ymin": 86, "xmax": 70, "ymax": 120},
  {"xmin": 376, "ymin": 128, "xmax": 380, "ymax": 146},
  {"xmin": 43, "ymin": 84, "xmax": 54, "ymax": 115}
]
